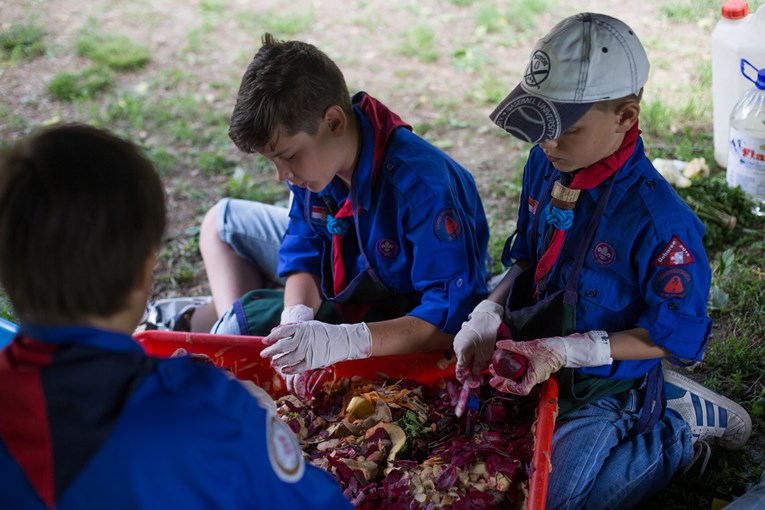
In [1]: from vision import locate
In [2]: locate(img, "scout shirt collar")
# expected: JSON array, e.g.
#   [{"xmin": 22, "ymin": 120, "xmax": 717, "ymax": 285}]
[
  {"xmin": 18, "ymin": 323, "xmax": 143, "ymax": 353},
  {"xmin": 584, "ymin": 135, "xmax": 644, "ymax": 217},
  {"xmin": 349, "ymin": 92, "xmax": 411, "ymax": 211},
  {"xmin": 541, "ymin": 135, "xmax": 645, "ymax": 218}
]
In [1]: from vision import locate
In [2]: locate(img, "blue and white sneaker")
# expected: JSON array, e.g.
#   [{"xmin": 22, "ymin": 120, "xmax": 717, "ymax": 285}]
[
  {"xmin": 665, "ymin": 369, "xmax": 752, "ymax": 450},
  {"xmin": 137, "ymin": 296, "xmax": 212, "ymax": 333}
]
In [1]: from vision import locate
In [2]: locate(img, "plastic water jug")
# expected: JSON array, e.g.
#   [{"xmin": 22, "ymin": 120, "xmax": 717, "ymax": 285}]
[
  {"xmin": 727, "ymin": 59, "xmax": 765, "ymax": 213},
  {"xmin": 712, "ymin": 0, "xmax": 765, "ymax": 168}
]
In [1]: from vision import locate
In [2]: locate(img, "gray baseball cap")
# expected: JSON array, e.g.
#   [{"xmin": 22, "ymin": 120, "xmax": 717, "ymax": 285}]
[{"xmin": 490, "ymin": 12, "xmax": 649, "ymax": 144}]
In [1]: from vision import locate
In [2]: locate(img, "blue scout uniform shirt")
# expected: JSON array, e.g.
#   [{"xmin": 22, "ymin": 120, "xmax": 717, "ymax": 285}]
[
  {"xmin": 0, "ymin": 325, "xmax": 351, "ymax": 510},
  {"xmin": 278, "ymin": 96, "xmax": 490, "ymax": 334},
  {"xmin": 505, "ymin": 139, "xmax": 712, "ymax": 380}
]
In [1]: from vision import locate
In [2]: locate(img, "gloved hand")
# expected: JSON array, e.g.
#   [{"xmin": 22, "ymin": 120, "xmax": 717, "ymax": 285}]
[
  {"xmin": 278, "ymin": 304, "xmax": 315, "ymax": 394},
  {"xmin": 280, "ymin": 304, "xmax": 315, "ymax": 324},
  {"xmin": 454, "ymin": 300, "xmax": 504, "ymax": 385},
  {"xmin": 261, "ymin": 321, "xmax": 372, "ymax": 374},
  {"xmin": 490, "ymin": 330, "xmax": 612, "ymax": 396}
]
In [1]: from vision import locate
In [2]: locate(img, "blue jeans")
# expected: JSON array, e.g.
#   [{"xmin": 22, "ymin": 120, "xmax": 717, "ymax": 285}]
[
  {"xmin": 546, "ymin": 389, "xmax": 694, "ymax": 509},
  {"xmin": 216, "ymin": 197, "xmax": 289, "ymax": 287},
  {"xmin": 725, "ymin": 480, "xmax": 765, "ymax": 509},
  {"xmin": 211, "ymin": 198, "xmax": 290, "ymax": 335}
]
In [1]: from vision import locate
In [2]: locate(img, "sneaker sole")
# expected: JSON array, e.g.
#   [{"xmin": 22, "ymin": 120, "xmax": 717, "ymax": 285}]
[{"xmin": 664, "ymin": 369, "xmax": 752, "ymax": 449}]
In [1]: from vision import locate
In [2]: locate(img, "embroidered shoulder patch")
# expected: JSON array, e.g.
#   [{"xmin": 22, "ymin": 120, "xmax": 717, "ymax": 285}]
[
  {"xmin": 266, "ymin": 414, "xmax": 304, "ymax": 483},
  {"xmin": 434, "ymin": 208, "xmax": 463, "ymax": 242},
  {"xmin": 652, "ymin": 236, "xmax": 695, "ymax": 267},
  {"xmin": 653, "ymin": 268, "xmax": 693, "ymax": 299},
  {"xmin": 311, "ymin": 206, "xmax": 329, "ymax": 224}
]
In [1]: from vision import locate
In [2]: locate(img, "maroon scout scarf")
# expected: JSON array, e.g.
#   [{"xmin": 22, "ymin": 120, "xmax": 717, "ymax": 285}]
[
  {"xmin": 331, "ymin": 94, "xmax": 411, "ymax": 296},
  {"xmin": 533, "ymin": 122, "xmax": 640, "ymax": 291}
]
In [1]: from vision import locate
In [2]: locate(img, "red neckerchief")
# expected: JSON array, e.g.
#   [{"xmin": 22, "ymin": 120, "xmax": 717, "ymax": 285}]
[
  {"xmin": 533, "ymin": 121, "xmax": 640, "ymax": 291},
  {"xmin": 331, "ymin": 93, "xmax": 411, "ymax": 296}
]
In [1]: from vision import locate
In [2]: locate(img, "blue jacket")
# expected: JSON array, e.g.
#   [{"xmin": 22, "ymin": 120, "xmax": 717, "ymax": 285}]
[
  {"xmin": 0, "ymin": 325, "xmax": 351, "ymax": 510},
  {"xmin": 278, "ymin": 94, "xmax": 490, "ymax": 334},
  {"xmin": 506, "ymin": 139, "xmax": 712, "ymax": 380}
]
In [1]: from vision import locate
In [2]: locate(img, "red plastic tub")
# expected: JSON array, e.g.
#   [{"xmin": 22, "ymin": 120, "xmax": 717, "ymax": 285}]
[{"xmin": 134, "ymin": 331, "xmax": 556, "ymax": 509}]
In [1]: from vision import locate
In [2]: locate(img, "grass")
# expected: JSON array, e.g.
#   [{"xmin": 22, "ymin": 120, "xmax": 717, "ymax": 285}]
[
  {"xmin": 0, "ymin": 22, "xmax": 45, "ymax": 61},
  {"xmin": 255, "ymin": 10, "xmax": 316, "ymax": 37},
  {"xmin": 400, "ymin": 25, "xmax": 440, "ymax": 63},
  {"xmin": 48, "ymin": 65, "xmax": 115, "ymax": 101},
  {"xmin": 0, "ymin": 293, "xmax": 16, "ymax": 323},
  {"xmin": 75, "ymin": 30, "xmax": 151, "ymax": 70},
  {"xmin": 661, "ymin": 0, "xmax": 765, "ymax": 21}
]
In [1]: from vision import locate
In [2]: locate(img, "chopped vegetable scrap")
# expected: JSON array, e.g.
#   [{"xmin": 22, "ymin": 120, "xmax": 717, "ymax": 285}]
[{"xmin": 275, "ymin": 377, "xmax": 538, "ymax": 509}]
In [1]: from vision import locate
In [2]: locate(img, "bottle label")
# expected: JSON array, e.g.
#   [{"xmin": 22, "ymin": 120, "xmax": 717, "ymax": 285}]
[{"xmin": 728, "ymin": 127, "xmax": 765, "ymax": 201}]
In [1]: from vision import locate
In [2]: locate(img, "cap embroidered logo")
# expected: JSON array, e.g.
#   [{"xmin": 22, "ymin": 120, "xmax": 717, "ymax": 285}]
[{"xmin": 525, "ymin": 50, "xmax": 551, "ymax": 88}]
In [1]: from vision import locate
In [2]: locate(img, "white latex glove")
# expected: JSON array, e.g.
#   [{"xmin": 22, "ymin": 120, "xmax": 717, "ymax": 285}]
[
  {"xmin": 260, "ymin": 321, "xmax": 372, "ymax": 374},
  {"xmin": 490, "ymin": 330, "xmax": 612, "ymax": 396},
  {"xmin": 454, "ymin": 300, "xmax": 504, "ymax": 385},
  {"xmin": 279, "ymin": 305, "xmax": 315, "ymax": 396},
  {"xmin": 280, "ymin": 304, "xmax": 315, "ymax": 324}
]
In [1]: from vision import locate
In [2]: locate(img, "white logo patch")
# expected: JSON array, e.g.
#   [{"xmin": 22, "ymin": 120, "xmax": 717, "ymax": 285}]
[{"xmin": 266, "ymin": 414, "xmax": 304, "ymax": 483}]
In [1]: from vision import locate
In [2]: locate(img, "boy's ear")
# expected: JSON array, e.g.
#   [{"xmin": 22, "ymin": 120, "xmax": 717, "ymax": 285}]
[
  {"xmin": 323, "ymin": 105, "xmax": 347, "ymax": 135},
  {"xmin": 615, "ymin": 100, "xmax": 640, "ymax": 133}
]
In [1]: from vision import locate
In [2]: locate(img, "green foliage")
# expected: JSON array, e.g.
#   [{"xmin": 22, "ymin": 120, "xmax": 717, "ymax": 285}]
[
  {"xmin": 199, "ymin": 150, "xmax": 236, "ymax": 177},
  {"xmin": 641, "ymin": 98, "xmax": 675, "ymax": 140},
  {"xmin": 75, "ymin": 30, "xmax": 151, "ymax": 70},
  {"xmin": 474, "ymin": 4, "xmax": 506, "ymax": 34},
  {"xmin": 506, "ymin": 0, "xmax": 555, "ymax": 32},
  {"xmin": 47, "ymin": 65, "xmax": 114, "ymax": 101},
  {"xmin": 200, "ymin": 0, "xmax": 226, "ymax": 13},
  {"xmin": 154, "ymin": 229, "xmax": 201, "ymax": 291},
  {"xmin": 0, "ymin": 22, "xmax": 45, "ymax": 60},
  {"xmin": 0, "ymin": 292, "xmax": 16, "ymax": 323},
  {"xmin": 225, "ymin": 166, "xmax": 288, "ymax": 204},
  {"xmin": 258, "ymin": 10, "xmax": 315, "ymax": 36},
  {"xmin": 400, "ymin": 25, "xmax": 440, "ymax": 63},
  {"xmin": 675, "ymin": 174, "xmax": 761, "ymax": 254},
  {"xmin": 660, "ymin": 0, "xmax": 764, "ymax": 21}
]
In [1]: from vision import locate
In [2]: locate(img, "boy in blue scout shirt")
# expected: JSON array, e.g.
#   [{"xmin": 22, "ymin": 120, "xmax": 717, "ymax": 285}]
[
  {"xmin": 197, "ymin": 33, "xmax": 490, "ymax": 395},
  {"xmin": 0, "ymin": 125, "xmax": 351, "ymax": 510},
  {"xmin": 453, "ymin": 13, "xmax": 752, "ymax": 509}
]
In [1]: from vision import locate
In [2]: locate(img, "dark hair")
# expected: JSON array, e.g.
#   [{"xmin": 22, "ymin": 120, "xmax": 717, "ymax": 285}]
[
  {"xmin": 0, "ymin": 124, "xmax": 166, "ymax": 323},
  {"xmin": 229, "ymin": 33, "xmax": 352, "ymax": 153}
]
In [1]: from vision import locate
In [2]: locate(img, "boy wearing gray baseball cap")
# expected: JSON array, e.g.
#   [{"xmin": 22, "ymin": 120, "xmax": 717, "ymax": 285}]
[{"xmin": 454, "ymin": 12, "xmax": 751, "ymax": 508}]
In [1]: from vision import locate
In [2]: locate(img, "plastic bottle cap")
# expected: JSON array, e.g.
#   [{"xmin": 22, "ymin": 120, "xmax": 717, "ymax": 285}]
[
  {"xmin": 722, "ymin": 0, "xmax": 749, "ymax": 19},
  {"xmin": 758, "ymin": 69, "xmax": 765, "ymax": 90}
]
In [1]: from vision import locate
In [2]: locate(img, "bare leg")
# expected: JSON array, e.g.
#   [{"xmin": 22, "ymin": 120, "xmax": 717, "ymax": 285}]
[
  {"xmin": 199, "ymin": 202, "xmax": 264, "ymax": 318},
  {"xmin": 189, "ymin": 302, "xmax": 220, "ymax": 333}
]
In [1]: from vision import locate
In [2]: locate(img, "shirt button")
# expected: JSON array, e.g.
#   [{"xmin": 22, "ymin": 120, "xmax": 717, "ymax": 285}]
[
  {"xmin": 646, "ymin": 180, "xmax": 655, "ymax": 189},
  {"xmin": 586, "ymin": 290, "xmax": 598, "ymax": 298},
  {"xmin": 456, "ymin": 279, "xmax": 463, "ymax": 287},
  {"xmin": 668, "ymin": 302, "xmax": 678, "ymax": 311}
]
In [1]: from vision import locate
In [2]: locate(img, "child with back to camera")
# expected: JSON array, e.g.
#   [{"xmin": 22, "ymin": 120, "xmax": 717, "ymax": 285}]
[{"xmin": 0, "ymin": 124, "xmax": 351, "ymax": 510}]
